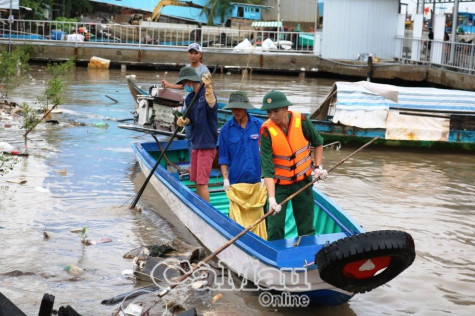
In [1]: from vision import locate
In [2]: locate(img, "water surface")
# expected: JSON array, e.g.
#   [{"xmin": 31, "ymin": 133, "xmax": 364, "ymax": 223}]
[{"xmin": 0, "ymin": 66, "xmax": 473, "ymax": 315}]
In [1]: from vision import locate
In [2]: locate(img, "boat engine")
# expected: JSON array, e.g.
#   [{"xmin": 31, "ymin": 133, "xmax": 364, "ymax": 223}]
[{"xmin": 135, "ymin": 96, "xmax": 154, "ymax": 126}]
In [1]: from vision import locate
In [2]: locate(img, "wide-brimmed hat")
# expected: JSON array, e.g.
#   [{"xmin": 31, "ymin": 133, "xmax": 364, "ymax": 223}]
[
  {"xmin": 260, "ymin": 90, "xmax": 292, "ymax": 110},
  {"xmin": 223, "ymin": 91, "xmax": 255, "ymax": 110},
  {"xmin": 175, "ymin": 66, "xmax": 202, "ymax": 84},
  {"xmin": 187, "ymin": 43, "xmax": 202, "ymax": 52}
]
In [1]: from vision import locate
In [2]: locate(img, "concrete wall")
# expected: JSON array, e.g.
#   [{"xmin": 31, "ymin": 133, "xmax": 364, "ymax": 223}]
[{"xmin": 1, "ymin": 42, "xmax": 472, "ymax": 91}]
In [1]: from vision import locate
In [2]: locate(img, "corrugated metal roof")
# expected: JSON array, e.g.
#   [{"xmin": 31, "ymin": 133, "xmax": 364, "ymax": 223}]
[
  {"xmin": 251, "ymin": 21, "xmax": 282, "ymax": 28},
  {"xmin": 89, "ymin": 0, "xmax": 156, "ymax": 12},
  {"xmin": 89, "ymin": 0, "xmax": 209, "ymax": 13}
]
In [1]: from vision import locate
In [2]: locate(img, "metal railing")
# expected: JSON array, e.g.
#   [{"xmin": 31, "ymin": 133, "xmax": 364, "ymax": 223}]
[
  {"xmin": 1, "ymin": 18, "xmax": 474, "ymax": 74},
  {"xmin": 0, "ymin": 18, "xmax": 314, "ymax": 53},
  {"xmin": 396, "ymin": 36, "xmax": 475, "ymax": 74}
]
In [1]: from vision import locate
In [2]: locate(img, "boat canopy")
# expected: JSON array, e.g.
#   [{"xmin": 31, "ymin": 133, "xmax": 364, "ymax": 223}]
[
  {"xmin": 333, "ymin": 81, "xmax": 475, "ymax": 113},
  {"xmin": 311, "ymin": 81, "xmax": 475, "ymax": 141},
  {"xmin": 312, "ymin": 81, "xmax": 475, "ymax": 124}
]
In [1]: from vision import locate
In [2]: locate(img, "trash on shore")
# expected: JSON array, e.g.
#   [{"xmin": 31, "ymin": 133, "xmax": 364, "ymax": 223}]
[
  {"xmin": 83, "ymin": 237, "xmax": 112, "ymax": 246},
  {"xmin": 212, "ymin": 293, "xmax": 223, "ymax": 302},
  {"xmin": 68, "ymin": 119, "xmax": 86, "ymax": 127},
  {"xmin": 121, "ymin": 303, "xmax": 142, "ymax": 316},
  {"xmin": 0, "ymin": 141, "xmax": 15, "ymax": 152},
  {"xmin": 110, "ymin": 238, "xmax": 226, "ymax": 315},
  {"xmin": 121, "ymin": 269, "xmax": 134, "ymax": 276},
  {"xmin": 101, "ymin": 285, "xmax": 160, "ymax": 306},
  {"xmin": 124, "ymin": 238, "xmax": 205, "ymax": 283},
  {"xmin": 0, "ymin": 141, "xmax": 23, "ymax": 156}
]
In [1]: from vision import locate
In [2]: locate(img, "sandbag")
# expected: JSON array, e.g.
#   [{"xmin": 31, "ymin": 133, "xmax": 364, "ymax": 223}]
[{"xmin": 226, "ymin": 183, "xmax": 267, "ymax": 240}]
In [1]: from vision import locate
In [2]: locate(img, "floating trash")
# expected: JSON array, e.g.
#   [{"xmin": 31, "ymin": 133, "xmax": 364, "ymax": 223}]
[
  {"xmin": 93, "ymin": 122, "xmax": 109, "ymax": 129},
  {"xmin": 56, "ymin": 169, "xmax": 67, "ymax": 176},
  {"xmin": 212, "ymin": 293, "xmax": 223, "ymax": 302},
  {"xmin": 63, "ymin": 264, "xmax": 84, "ymax": 277}
]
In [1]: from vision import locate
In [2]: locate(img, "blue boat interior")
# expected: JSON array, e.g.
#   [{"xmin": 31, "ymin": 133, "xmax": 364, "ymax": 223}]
[{"xmin": 138, "ymin": 140, "xmax": 364, "ymax": 268}]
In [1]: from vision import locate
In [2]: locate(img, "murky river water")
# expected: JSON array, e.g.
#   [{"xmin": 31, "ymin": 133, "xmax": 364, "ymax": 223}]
[{"xmin": 1, "ymin": 66, "xmax": 474, "ymax": 315}]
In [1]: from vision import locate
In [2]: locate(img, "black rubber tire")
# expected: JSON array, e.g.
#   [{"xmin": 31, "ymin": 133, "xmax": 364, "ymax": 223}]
[{"xmin": 315, "ymin": 230, "xmax": 415, "ymax": 293}]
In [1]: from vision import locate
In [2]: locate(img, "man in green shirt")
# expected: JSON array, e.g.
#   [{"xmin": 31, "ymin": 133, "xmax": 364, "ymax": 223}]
[{"xmin": 259, "ymin": 90, "xmax": 328, "ymax": 240}]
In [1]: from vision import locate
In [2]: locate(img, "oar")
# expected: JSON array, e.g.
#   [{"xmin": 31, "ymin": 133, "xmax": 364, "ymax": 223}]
[
  {"xmin": 130, "ymin": 65, "xmax": 218, "ymax": 209},
  {"xmin": 143, "ymin": 136, "xmax": 380, "ymax": 310}
]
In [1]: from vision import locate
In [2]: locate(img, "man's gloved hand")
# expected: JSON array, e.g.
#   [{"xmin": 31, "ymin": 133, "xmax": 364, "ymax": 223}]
[
  {"xmin": 202, "ymin": 73, "xmax": 216, "ymax": 105},
  {"xmin": 312, "ymin": 166, "xmax": 328, "ymax": 180},
  {"xmin": 223, "ymin": 179, "xmax": 230, "ymax": 191},
  {"xmin": 268, "ymin": 197, "xmax": 282, "ymax": 214},
  {"xmin": 202, "ymin": 73, "xmax": 212, "ymax": 88},
  {"xmin": 177, "ymin": 116, "xmax": 190, "ymax": 127}
]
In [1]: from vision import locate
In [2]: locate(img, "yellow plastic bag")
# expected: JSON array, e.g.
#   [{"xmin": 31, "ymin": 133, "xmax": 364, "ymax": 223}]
[{"xmin": 226, "ymin": 183, "xmax": 268, "ymax": 240}]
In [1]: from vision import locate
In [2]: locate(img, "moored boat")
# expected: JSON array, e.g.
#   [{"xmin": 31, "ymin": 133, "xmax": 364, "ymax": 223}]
[
  {"xmin": 127, "ymin": 77, "xmax": 474, "ymax": 151},
  {"xmin": 311, "ymin": 81, "xmax": 475, "ymax": 151},
  {"xmin": 131, "ymin": 139, "xmax": 415, "ymax": 306}
]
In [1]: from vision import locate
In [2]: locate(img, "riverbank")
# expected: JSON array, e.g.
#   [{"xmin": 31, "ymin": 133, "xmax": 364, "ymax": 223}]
[{"xmin": 1, "ymin": 41, "xmax": 474, "ymax": 91}]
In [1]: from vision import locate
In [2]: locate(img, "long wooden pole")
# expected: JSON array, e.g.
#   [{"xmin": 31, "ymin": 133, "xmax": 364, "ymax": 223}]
[{"xmin": 150, "ymin": 136, "xmax": 380, "ymax": 303}]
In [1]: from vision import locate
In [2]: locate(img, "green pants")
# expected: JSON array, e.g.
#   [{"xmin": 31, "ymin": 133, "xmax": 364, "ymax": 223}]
[{"xmin": 266, "ymin": 177, "xmax": 315, "ymax": 241}]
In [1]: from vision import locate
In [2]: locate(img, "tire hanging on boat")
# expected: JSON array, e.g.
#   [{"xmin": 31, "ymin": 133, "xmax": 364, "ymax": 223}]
[{"xmin": 315, "ymin": 230, "xmax": 415, "ymax": 293}]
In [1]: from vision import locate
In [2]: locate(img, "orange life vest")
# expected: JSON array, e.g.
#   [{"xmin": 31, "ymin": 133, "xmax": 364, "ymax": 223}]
[{"xmin": 261, "ymin": 111, "xmax": 312, "ymax": 185}]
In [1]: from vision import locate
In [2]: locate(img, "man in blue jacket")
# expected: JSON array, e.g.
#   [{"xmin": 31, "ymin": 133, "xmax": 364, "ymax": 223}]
[
  {"xmin": 176, "ymin": 66, "xmax": 217, "ymax": 202},
  {"xmin": 218, "ymin": 91, "xmax": 263, "ymax": 189}
]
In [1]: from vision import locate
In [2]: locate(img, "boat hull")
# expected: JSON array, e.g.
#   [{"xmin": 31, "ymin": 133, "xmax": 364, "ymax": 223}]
[{"xmin": 132, "ymin": 141, "xmax": 354, "ymax": 306}]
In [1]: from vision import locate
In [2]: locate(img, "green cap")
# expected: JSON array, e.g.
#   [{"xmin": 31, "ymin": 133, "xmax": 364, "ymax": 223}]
[
  {"xmin": 175, "ymin": 66, "xmax": 201, "ymax": 84},
  {"xmin": 260, "ymin": 90, "xmax": 292, "ymax": 110},
  {"xmin": 224, "ymin": 91, "xmax": 255, "ymax": 110}
]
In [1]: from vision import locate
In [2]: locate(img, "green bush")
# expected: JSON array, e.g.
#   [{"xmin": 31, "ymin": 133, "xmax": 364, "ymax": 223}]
[
  {"xmin": 21, "ymin": 102, "xmax": 40, "ymax": 129},
  {"xmin": 0, "ymin": 46, "xmax": 32, "ymax": 83},
  {"xmin": 44, "ymin": 58, "xmax": 75, "ymax": 107}
]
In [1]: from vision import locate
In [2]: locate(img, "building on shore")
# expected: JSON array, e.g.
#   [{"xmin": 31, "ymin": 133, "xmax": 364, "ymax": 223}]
[{"xmin": 320, "ymin": 0, "xmax": 401, "ymax": 60}]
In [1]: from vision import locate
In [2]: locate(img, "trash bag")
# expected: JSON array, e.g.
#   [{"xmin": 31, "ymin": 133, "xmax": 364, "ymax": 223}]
[
  {"xmin": 233, "ymin": 38, "xmax": 253, "ymax": 51},
  {"xmin": 225, "ymin": 183, "xmax": 267, "ymax": 240}
]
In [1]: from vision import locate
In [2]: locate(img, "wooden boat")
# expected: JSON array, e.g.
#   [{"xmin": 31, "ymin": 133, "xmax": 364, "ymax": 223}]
[
  {"xmin": 311, "ymin": 81, "xmax": 475, "ymax": 151},
  {"xmin": 131, "ymin": 139, "xmax": 415, "ymax": 306},
  {"xmin": 126, "ymin": 75, "xmax": 265, "ymax": 125}
]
